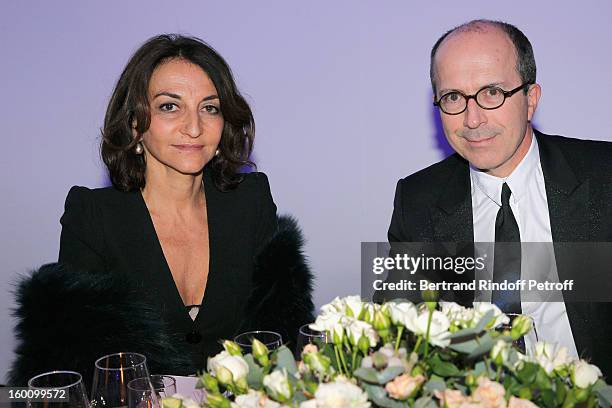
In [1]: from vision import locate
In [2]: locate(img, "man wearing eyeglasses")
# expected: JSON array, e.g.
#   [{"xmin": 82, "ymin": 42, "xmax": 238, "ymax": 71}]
[{"xmin": 387, "ymin": 20, "xmax": 611, "ymax": 374}]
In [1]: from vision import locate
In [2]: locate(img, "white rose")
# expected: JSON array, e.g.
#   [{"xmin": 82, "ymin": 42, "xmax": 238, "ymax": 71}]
[
  {"xmin": 232, "ymin": 390, "xmax": 282, "ymax": 408},
  {"xmin": 490, "ymin": 340, "xmax": 510, "ymax": 365},
  {"xmin": 415, "ymin": 310, "xmax": 451, "ymax": 347},
  {"xmin": 263, "ymin": 369, "xmax": 292, "ymax": 401},
  {"xmin": 207, "ymin": 350, "xmax": 249, "ymax": 382},
  {"xmin": 345, "ymin": 318, "xmax": 379, "ymax": 347},
  {"xmin": 440, "ymin": 301, "xmax": 474, "ymax": 328},
  {"xmin": 181, "ymin": 398, "xmax": 202, "ymax": 408},
  {"xmin": 572, "ymin": 360, "xmax": 602, "ymax": 388},
  {"xmin": 344, "ymin": 296, "xmax": 364, "ymax": 318},
  {"xmin": 473, "ymin": 303, "xmax": 509, "ymax": 329},
  {"xmin": 531, "ymin": 342, "xmax": 575, "ymax": 375},
  {"xmin": 386, "ymin": 302, "xmax": 418, "ymax": 333},
  {"xmin": 310, "ymin": 311, "xmax": 343, "ymax": 333},
  {"xmin": 310, "ymin": 377, "xmax": 370, "ymax": 408}
]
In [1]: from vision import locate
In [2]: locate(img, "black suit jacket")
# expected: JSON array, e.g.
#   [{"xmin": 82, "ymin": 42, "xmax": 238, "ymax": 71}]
[
  {"xmin": 58, "ymin": 170, "xmax": 277, "ymax": 372},
  {"xmin": 388, "ymin": 130, "xmax": 612, "ymax": 376}
]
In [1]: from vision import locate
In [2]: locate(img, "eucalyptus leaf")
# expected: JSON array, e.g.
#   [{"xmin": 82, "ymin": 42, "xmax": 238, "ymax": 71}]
[
  {"xmin": 415, "ymin": 396, "xmax": 438, "ymax": 408},
  {"xmin": 377, "ymin": 366, "xmax": 406, "ymax": 384},
  {"xmin": 595, "ymin": 385, "xmax": 612, "ymax": 408},
  {"xmin": 361, "ymin": 383, "xmax": 411, "ymax": 408},
  {"xmin": 474, "ymin": 309, "xmax": 495, "ymax": 331},
  {"xmin": 275, "ymin": 345, "xmax": 298, "ymax": 376},
  {"xmin": 244, "ymin": 354, "xmax": 264, "ymax": 389},
  {"xmin": 448, "ymin": 327, "xmax": 481, "ymax": 340},
  {"xmin": 354, "ymin": 367, "xmax": 380, "ymax": 383},
  {"xmin": 466, "ymin": 332, "xmax": 496, "ymax": 359},
  {"xmin": 423, "ymin": 378, "xmax": 446, "ymax": 394}
]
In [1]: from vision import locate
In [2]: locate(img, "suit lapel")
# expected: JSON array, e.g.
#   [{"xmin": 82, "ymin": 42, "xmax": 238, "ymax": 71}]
[
  {"xmin": 536, "ymin": 130, "xmax": 590, "ymax": 243},
  {"xmin": 536, "ymin": 130, "xmax": 591, "ymax": 353},
  {"xmin": 432, "ymin": 155, "xmax": 474, "ymax": 243}
]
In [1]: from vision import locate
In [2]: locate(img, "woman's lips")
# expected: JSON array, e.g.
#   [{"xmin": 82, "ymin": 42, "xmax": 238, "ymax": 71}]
[{"xmin": 172, "ymin": 144, "xmax": 204, "ymax": 151}]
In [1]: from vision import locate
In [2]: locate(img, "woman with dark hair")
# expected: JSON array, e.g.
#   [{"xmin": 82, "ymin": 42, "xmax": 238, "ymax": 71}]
[{"xmin": 57, "ymin": 34, "xmax": 280, "ymax": 372}]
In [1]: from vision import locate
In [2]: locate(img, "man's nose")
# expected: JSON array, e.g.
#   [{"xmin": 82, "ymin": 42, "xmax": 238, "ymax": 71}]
[{"xmin": 463, "ymin": 98, "xmax": 487, "ymax": 129}]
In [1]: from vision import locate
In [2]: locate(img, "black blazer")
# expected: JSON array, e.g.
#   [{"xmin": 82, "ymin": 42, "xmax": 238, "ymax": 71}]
[
  {"xmin": 58, "ymin": 170, "xmax": 277, "ymax": 372},
  {"xmin": 388, "ymin": 130, "xmax": 612, "ymax": 376}
]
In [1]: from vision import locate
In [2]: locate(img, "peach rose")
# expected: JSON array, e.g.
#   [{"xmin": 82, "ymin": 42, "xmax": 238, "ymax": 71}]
[
  {"xmin": 472, "ymin": 377, "xmax": 506, "ymax": 408},
  {"xmin": 507, "ymin": 396, "xmax": 538, "ymax": 408},
  {"xmin": 434, "ymin": 389, "xmax": 467, "ymax": 408},
  {"xmin": 385, "ymin": 374, "xmax": 425, "ymax": 400}
]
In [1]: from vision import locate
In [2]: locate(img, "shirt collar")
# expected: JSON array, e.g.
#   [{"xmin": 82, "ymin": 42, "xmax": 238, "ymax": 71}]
[{"xmin": 470, "ymin": 130, "xmax": 540, "ymax": 206}]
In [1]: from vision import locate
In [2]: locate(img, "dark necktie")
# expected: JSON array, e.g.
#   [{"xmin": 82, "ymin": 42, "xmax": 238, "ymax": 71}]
[{"xmin": 491, "ymin": 183, "xmax": 522, "ymax": 315}]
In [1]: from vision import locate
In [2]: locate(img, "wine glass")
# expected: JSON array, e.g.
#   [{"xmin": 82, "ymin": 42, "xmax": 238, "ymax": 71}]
[
  {"xmin": 127, "ymin": 375, "xmax": 176, "ymax": 408},
  {"xmin": 90, "ymin": 352, "xmax": 151, "ymax": 407},
  {"xmin": 295, "ymin": 323, "xmax": 329, "ymax": 358},
  {"xmin": 27, "ymin": 370, "xmax": 90, "ymax": 407},
  {"xmin": 234, "ymin": 330, "xmax": 283, "ymax": 353}
]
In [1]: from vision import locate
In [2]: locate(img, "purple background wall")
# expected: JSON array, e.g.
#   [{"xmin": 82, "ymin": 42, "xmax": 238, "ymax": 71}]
[{"xmin": 1, "ymin": 1, "xmax": 611, "ymax": 380}]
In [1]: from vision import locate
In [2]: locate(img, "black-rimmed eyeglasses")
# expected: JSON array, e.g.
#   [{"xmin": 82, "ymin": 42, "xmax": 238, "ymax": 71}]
[{"xmin": 434, "ymin": 82, "xmax": 533, "ymax": 115}]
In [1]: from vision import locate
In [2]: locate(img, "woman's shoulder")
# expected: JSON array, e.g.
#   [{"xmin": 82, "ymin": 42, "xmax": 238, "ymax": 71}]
[{"xmin": 63, "ymin": 185, "xmax": 139, "ymax": 216}]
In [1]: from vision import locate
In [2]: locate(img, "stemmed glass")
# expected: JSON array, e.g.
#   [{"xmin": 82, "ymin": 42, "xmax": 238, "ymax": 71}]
[
  {"xmin": 295, "ymin": 323, "xmax": 329, "ymax": 358},
  {"xmin": 90, "ymin": 352, "xmax": 151, "ymax": 407},
  {"xmin": 234, "ymin": 330, "xmax": 283, "ymax": 353},
  {"xmin": 27, "ymin": 370, "xmax": 90, "ymax": 407},
  {"xmin": 127, "ymin": 375, "xmax": 176, "ymax": 408}
]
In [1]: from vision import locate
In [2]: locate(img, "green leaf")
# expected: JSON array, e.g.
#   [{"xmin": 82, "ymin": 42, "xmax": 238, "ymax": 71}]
[
  {"xmin": 275, "ymin": 345, "xmax": 298, "ymax": 376},
  {"xmin": 534, "ymin": 366, "xmax": 553, "ymax": 390},
  {"xmin": 361, "ymin": 383, "xmax": 412, "ymax": 408},
  {"xmin": 540, "ymin": 389, "xmax": 557, "ymax": 408},
  {"xmin": 430, "ymin": 354, "xmax": 461, "ymax": 377},
  {"xmin": 244, "ymin": 354, "xmax": 264, "ymax": 389},
  {"xmin": 555, "ymin": 377, "xmax": 567, "ymax": 406},
  {"xmin": 516, "ymin": 362, "xmax": 538, "ymax": 384}
]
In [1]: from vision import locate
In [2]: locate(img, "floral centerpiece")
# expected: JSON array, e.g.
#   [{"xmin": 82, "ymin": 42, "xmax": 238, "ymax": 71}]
[{"xmin": 163, "ymin": 296, "xmax": 612, "ymax": 408}]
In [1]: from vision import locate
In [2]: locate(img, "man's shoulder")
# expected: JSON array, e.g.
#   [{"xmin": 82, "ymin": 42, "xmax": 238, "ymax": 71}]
[
  {"xmin": 396, "ymin": 153, "xmax": 467, "ymax": 195},
  {"xmin": 536, "ymin": 131, "xmax": 612, "ymax": 175}
]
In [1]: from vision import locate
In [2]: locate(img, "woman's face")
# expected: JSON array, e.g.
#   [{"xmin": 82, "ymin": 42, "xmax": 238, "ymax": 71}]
[{"xmin": 140, "ymin": 58, "xmax": 224, "ymax": 178}]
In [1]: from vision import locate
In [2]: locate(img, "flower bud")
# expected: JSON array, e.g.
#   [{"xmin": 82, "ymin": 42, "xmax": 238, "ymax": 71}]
[
  {"xmin": 373, "ymin": 310, "xmax": 391, "ymax": 331},
  {"xmin": 303, "ymin": 351, "xmax": 331, "ymax": 375},
  {"xmin": 372, "ymin": 351, "xmax": 388, "ymax": 370},
  {"xmin": 358, "ymin": 334, "xmax": 370, "ymax": 356},
  {"xmin": 510, "ymin": 315, "xmax": 533, "ymax": 340},
  {"xmin": 206, "ymin": 393, "xmax": 232, "ymax": 408},
  {"xmin": 222, "ymin": 340, "xmax": 243, "ymax": 356},
  {"xmin": 331, "ymin": 324, "xmax": 344, "ymax": 346},
  {"xmin": 197, "ymin": 372, "xmax": 219, "ymax": 394},
  {"xmin": 215, "ymin": 365, "xmax": 233, "ymax": 386},
  {"xmin": 252, "ymin": 339, "xmax": 270, "ymax": 366}
]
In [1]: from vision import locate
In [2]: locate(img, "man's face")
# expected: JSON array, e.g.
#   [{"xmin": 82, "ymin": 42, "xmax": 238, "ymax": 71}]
[{"xmin": 433, "ymin": 27, "xmax": 540, "ymax": 177}]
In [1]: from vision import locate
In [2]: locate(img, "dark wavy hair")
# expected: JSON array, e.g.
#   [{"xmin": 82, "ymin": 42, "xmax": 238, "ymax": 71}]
[
  {"xmin": 430, "ymin": 19, "xmax": 536, "ymax": 95},
  {"xmin": 101, "ymin": 34, "xmax": 255, "ymax": 192}
]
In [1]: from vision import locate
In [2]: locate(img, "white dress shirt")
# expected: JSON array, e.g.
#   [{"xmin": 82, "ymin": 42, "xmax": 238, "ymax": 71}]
[{"xmin": 470, "ymin": 132, "xmax": 578, "ymax": 356}]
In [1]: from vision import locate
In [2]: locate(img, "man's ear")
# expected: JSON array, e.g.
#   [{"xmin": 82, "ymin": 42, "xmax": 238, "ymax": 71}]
[{"xmin": 527, "ymin": 83, "xmax": 541, "ymax": 122}]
